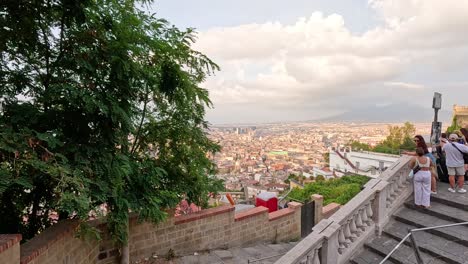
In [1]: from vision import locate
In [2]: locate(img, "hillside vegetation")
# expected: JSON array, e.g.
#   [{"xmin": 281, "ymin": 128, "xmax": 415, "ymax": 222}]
[{"xmin": 289, "ymin": 175, "xmax": 370, "ymax": 205}]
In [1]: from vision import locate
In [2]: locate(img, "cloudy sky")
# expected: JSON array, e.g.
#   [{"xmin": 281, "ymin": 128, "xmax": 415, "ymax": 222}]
[{"xmin": 151, "ymin": 0, "xmax": 468, "ymax": 124}]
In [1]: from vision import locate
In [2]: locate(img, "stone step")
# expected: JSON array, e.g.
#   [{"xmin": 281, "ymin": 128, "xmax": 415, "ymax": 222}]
[
  {"xmin": 178, "ymin": 254, "xmax": 223, "ymax": 264},
  {"xmin": 405, "ymin": 201, "xmax": 468, "ymax": 223},
  {"xmin": 393, "ymin": 207, "xmax": 468, "ymax": 247},
  {"xmin": 350, "ymin": 250, "xmax": 396, "ymax": 264},
  {"xmin": 220, "ymin": 242, "xmax": 292, "ymax": 264},
  {"xmin": 266, "ymin": 243, "xmax": 294, "ymax": 254},
  {"xmin": 228, "ymin": 247, "xmax": 258, "ymax": 263},
  {"xmin": 384, "ymin": 221, "xmax": 468, "ymax": 264},
  {"xmin": 245, "ymin": 244, "xmax": 288, "ymax": 264},
  {"xmin": 431, "ymin": 183, "xmax": 468, "ymax": 211},
  {"xmin": 212, "ymin": 249, "xmax": 233, "ymax": 260},
  {"xmin": 364, "ymin": 234, "xmax": 448, "ymax": 264}
]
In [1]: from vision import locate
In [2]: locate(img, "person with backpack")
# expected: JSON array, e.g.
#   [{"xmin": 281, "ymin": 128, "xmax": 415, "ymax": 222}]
[
  {"xmin": 442, "ymin": 134, "xmax": 468, "ymax": 193},
  {"xmin": 460, "ymin": 128, "xmax": 468, "ymax": 183},
  {"xmin": 436, "ymin": 133, "xmax": 449, "ymax": 183}
]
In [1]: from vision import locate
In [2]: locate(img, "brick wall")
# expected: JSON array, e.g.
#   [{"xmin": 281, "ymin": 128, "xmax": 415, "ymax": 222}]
[
  {"xmin": 17, "ymin": 202, "xmax": 302, "ymax": 264},
  {"xmin": 101, "ymin": 202, "xmax": 302, "ymax": 262},
  {"xmin": 20, "ymin": 220, "xmax": 99, "ymax": 264},
  {"xmin": 0, "ymin": 234, "xmax": 22, "ymax": 264},
  {"xmin": 322, "ymin": 203, "xmax": 341, "ymax": 219}
]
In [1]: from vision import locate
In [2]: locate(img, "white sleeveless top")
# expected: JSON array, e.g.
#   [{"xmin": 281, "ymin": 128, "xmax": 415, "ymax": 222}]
[{"xmin": 416, "ymin": 156, "xmax": 430, "ymax": 168}]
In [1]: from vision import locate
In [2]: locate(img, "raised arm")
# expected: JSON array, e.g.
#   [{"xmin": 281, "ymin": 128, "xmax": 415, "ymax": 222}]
[{"xmin": 409, "ymin": 157, "xmax": 417, "ymax": 168}]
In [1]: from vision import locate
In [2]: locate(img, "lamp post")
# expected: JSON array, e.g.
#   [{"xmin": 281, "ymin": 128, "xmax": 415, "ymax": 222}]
[{"xmin": 430, "ymin": 92, "xmax": 442, "ymax": 147}]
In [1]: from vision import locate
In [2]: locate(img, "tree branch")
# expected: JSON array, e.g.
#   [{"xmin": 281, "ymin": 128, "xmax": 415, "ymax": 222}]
[{"xmin": 130, "ymin": 87, "xmax": 150, "ymax": 155}]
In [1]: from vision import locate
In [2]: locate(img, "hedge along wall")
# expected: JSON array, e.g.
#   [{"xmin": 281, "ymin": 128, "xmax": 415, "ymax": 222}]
[{"xmin": 1, "ymin": 202, "xmax": 302, "ymax": 264}]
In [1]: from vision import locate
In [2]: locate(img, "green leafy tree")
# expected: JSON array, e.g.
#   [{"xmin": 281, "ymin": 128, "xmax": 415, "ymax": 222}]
[
  {"xmin": 284, "ymin": 173, "xmax": 300, "ymax": 184},
  {"xmin": 401, "ymin": 122, "xmax": 416, "ymax": 138},
  {"xmin": 315, "ymin": 175, "xmax": 326, "ymax": 182},
  {"xmin": 382, "ymin": 125, "xmax": 404, "ymax": 149},
  {"xmin": 447, "ymin": 116, "xmax": 462, "ymax": 134},
  {"xmin": 374, "ymin": 122, "xmax": 416, "ymax": 154},
  {"xmin": 348, "ymin": 140, "xmax": 372, "ymax": 151},
  {"xmin": 0, "ymin": 0, "xmax": 222, "ymax": 262},
  {"xmin": 322, "ymin": 152, "xmax": 330, "ymax": 164}
]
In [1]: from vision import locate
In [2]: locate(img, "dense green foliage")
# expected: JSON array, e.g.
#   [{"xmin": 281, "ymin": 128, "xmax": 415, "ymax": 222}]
[
  {"xmin": 0, "ymin": 0, "xmax": 223, "ymax": 245},
  {"xmin": 284, "ymin": 173, "xmax": 309, "ymax": 184},
  {"xmin": 447, "ymin": 116, "xmax": 462, "ymax": 134},
  {"xmin": 288, "ymin": 175, "xmax": 370, "ymax": 205},
  {"xmin": 348, "ymin": 122, "xmax": 416, "ymax": 155},
  {"xmin": 322, "ymin": 152, "xmax": 330, "ymax": 164},
  {"xmin": 348, "ymin": 140, "xmax": 372, "ymax": 151}
]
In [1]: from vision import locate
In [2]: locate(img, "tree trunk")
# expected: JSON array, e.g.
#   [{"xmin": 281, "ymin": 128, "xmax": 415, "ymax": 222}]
[
  {"xmin": 120, "ymin": 219, "xmax": 130, "ymax": 264},
  {"xmin": 120, "ymin": 244, "xmax": 129, "ymax": 264}
]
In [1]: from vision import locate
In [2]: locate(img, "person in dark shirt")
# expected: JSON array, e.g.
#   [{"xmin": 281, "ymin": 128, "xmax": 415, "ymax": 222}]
[
  {"xmin": 436, "ymin": 133, "xmax": 449, "ymax": 183},
  {"xmin": 460, "ymin": 128, "xmax": 468, "ymax": 182}
]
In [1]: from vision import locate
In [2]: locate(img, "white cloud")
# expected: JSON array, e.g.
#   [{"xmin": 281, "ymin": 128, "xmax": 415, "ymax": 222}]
[
  {"xmin": 195, "ymin": 0, "xmax": 468, "ymax": 123},
  {"xmin": 384, "ymin": 82, "xmax": 425, "ymax": 90}
]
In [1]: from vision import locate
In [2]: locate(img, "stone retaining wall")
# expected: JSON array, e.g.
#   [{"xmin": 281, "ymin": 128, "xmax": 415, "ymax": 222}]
[{"xmin": 9, "ymin": 202, "xmax": 301, "ymax": 264}]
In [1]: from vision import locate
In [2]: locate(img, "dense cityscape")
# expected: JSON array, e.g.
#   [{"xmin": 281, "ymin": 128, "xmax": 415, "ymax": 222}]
[{"xmin": 208, "ymin": 122, "xmax": 432, "ymax": 194}]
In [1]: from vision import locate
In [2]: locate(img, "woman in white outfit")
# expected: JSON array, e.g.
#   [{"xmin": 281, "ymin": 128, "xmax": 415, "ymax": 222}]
[{"xmin": 411, "ymin": 147, "xmax": 433, "ymax": 208}]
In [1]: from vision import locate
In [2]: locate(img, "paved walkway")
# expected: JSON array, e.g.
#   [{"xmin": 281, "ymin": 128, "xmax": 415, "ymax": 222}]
[{"xmin": 133, "ymin": 242, "xmax": 298, "ymax": 264}]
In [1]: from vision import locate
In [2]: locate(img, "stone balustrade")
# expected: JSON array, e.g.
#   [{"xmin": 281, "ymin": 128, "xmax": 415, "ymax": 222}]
[{"xmin": 275, "ymin": 155, "xmax": 413, "ymax": 264}]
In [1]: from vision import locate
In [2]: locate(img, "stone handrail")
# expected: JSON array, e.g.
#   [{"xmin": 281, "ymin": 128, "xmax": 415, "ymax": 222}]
[{"xmin": 275, "ymin": 155, "xmax": 413, "ymax": 264}]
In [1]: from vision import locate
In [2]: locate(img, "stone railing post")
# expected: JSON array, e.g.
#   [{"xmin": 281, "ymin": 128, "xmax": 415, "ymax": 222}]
[
  {"xmin": 372, "ymin": 181, "xmax": 389, "ymax": 236},
  {"xmin": 320, "ymin": 222, "xmax": 341, "ymax": 264},
  {"xmin": 311, "ymin": 194, "xmax": 323, "ymax": 225}
]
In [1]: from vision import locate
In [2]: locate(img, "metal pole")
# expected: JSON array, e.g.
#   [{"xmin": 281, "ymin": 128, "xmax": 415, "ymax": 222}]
[
  {"xmin": 409, "ymin": 230, "xmax": 424, "ymax": 264},
  {"xmin": 411, "ymin": 221, "xmax": 468, "ymax": 232},
  {"xmin": 380, "ymin": 222, "xmax": 468, "ymax": 264},
  {"xmin": 378, "ymin": 233, "xmax": 412, "ymax": 264}
]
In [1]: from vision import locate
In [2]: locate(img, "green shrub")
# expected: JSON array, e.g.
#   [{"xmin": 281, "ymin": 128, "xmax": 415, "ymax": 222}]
[{"xmin": 288, "ymin": 175, "xmax": 370, "ymax": 205}]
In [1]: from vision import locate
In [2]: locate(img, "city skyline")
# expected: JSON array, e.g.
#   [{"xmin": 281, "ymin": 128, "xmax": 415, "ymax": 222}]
[{"xmin": 154, "ymin": 0, "xmax": 468, "ymax": 124}]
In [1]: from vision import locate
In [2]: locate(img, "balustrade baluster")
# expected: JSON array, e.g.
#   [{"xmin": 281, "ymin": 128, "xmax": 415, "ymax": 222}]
[
  {"xmin": 366, "ymin": 202, "xmax": 374, "ymax": 225},
  {"xmin": 313, "ymin": 248, "xmax": 321, "ymax": 264},
  {"xmin": 391, "ymin": 181, "xmax": 398, "ymax": 198},
  {"xmin": 338, "ymin": 228, "xmax": 347, "ymax": 254},
  {"xmin": 344, "ymin": 220, "xmax": 355, "ymax": 242},
  {"xmin": 361, "ymin": 205, "xmax": 370, "ymax": 226},
  {"xmin": 350, "ymin": 216, "xmax": 361, "ymax": 236},
  {"xmin": 356, "ymin": 209, "xmax": 365, "ymax": 231},
  {"xmin": 397, "ymin": 170, "xmax": 407, "ymax": 187}
]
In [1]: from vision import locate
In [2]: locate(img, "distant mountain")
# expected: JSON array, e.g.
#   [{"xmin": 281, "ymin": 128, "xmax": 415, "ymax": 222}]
[{"xmin": 320, "ymin": 103, "xmax": 451, "ymax": 123}]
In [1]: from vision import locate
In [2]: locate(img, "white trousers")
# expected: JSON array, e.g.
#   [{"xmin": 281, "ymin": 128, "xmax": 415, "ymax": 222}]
[{"xmin": 414, "ymin": 170, "xmax": 431, "ymax": 207}]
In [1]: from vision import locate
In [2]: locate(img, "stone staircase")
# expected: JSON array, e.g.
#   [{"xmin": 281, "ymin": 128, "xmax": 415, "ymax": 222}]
[
  {"xmin": 350, "ymin": 182, "xmax": 468, "ymax": 264},
  {"xmin": 176, "ymin": 241, "xmax": 298, "ymax": 264}
]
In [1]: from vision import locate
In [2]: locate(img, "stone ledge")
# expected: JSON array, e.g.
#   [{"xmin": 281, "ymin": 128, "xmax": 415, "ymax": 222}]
[
  {"xmin": 268, "ymin": 208, "xmax": 295, "ymax": 221},
  {"xmin": 234, "ymin": 206, "xmax": 269, "ymax": 222},
  {"xmin": 287, "ymin": 201, "xmax": 303, "ymax": 209},
  {"xmin": 322, "ymin": 203, "xmax": 341, "ymax": 219},
  {"xmin": 175, "ymin": 205, "xmax": 234, "ymax": 225},
  {"xmin": 0, "ymin": 234, "xmax": 22, "ymax": 254}
]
